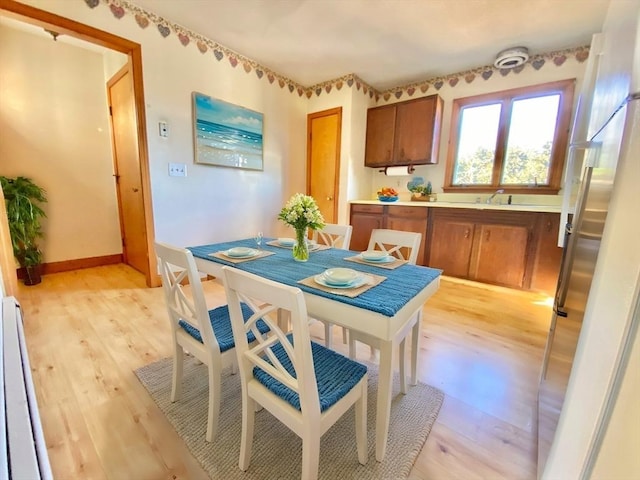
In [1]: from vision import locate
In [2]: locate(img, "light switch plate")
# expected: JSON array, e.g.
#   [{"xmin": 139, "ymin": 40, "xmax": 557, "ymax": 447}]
[
  {"xmin": 168, "ymin": 163, "xmax": 187, "ymax": 177},
  {"xmin": 159, "ymin": 121, "xmax": 169, "ymax": 138}
]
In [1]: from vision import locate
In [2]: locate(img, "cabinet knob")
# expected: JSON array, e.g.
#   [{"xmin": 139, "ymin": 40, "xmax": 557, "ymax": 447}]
[
  {"xmin": 326, "ymin": 196, "xmax": 333, "ymax": 201},
  {"xmin": 464, "ymin": 228, "xmax": 470, "ymax": 239},
  {"xmin": 485, "ymin": 230, "xmax": 491, "ymax": 241},
  {"xmin": 546, "ymin": 220, "xmax": 552, "ymax": 232},
  {"xmin": 132, "ymin": 188, "xmax": 139, "ymax": 193}
]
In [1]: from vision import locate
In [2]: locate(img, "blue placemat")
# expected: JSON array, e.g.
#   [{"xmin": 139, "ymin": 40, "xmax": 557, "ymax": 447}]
[{"xmin": 189, "ymin": 239, "xmax": 442, "ymax": 317}]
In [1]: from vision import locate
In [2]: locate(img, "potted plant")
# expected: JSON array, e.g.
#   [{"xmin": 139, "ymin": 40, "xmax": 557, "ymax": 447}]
[
  {"xmin": 409, "ymin": 181, "xmax": 432, "ymax": 201},
  {"xmin": 0, "ymin": 176, "xmax": 48, "ymax": 285}
]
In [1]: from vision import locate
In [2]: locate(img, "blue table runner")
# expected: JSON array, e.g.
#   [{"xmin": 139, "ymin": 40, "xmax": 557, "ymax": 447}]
[{"xmin": 189, "ymin": 239, "xmax": 442, "ymax": 318}]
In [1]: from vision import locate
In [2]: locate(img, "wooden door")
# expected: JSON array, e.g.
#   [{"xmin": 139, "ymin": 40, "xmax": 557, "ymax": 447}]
[
  {"xmin": 364, "ymin": 104, "xmax": 396, "ymax": 167},
  {"xmin": 428, "ymin": 217, "xmax": 475, "ymax": 277},
  {"xmin": 307, "ymin": 107, "xmax": 341, "ymax": 223},
  {"xmin": 471, "ymin": 224, "xmax": 529, "ymax": 288},
  {"xmin": 107, "ymin": 65, "xmax": 148, "ymax": 275}
]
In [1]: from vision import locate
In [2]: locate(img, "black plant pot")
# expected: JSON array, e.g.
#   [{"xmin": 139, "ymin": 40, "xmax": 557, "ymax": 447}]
[{"xmin": 24, "ymin": 265, "xmax": 42, "ymax": 286}]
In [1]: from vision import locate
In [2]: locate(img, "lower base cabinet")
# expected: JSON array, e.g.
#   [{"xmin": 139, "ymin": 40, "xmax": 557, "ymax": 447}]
[
  {"xmin": 350, "ymin": 204, "xmax": 428, "ymax": 265},
  {"xmin": 426, "ymin": 208, "xmax": 561, "ymax": 292},
  {"xmin": 350, "ymin": 203, "xmax": 562, "ymax": 294}
]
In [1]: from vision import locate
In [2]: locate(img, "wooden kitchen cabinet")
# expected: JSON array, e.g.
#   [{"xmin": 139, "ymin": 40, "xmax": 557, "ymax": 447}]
[
  {"xmin": 426, "ymin": 209, "xmax": 539, "ymax": 290},
  {"xmin": 349, "ymin": 204, "xmax": 385, "ymax": 252},
  {"xmin": 428, "ymin": 219, "xmax": 475, "ymax": 278},
  {"xmin": 349, "ymin": 203, "xmax": 428, "ymax": 265},
  {"xmin": 530, "ymin": 213, "xmax": 563, "ymax": 293},
  {"xmin": 471, "ymin": 224, "xmax": 529, "ymax": 288},
  {"xmin": 363, "ymin": 105, "xmax": 396, "ymax": 167},
  {"xmin": 364, "ymin": 95, "xmax": 443, "ymax": 167}
]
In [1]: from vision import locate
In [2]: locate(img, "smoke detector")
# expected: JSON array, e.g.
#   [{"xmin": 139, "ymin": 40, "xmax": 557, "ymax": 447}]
[{"xmin": 494, "ymin": 47, "xmax": 529, "ymax": 69}]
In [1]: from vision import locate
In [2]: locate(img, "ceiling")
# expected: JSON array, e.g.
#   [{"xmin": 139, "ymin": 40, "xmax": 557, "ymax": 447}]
[{"xmin": 132, "ymin": 0, "xmax": 610, "ymax": 91}]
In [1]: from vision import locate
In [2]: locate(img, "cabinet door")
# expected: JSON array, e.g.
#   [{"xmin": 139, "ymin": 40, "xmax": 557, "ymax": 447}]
[
  {"xmin": 428, "ymin": 218, "xmax": 475, "ymax": 277},
  {"xmin": 471, "ymin": 224, "xmax": 529, "ymax": 288},
  {"xmin": 394, "ymin": 95, "xmax": 441, "ymax": 165},
  {"xmin": 386, "ymin": 206, "xmax": 428, "ymax": 265},
  {"xmin": 364, "ymin": 105, "xmax": 396, "ymax": 167},
  {"xmin": 350, "ymin": 205, "xmax": 384, "ymax": 252},
  {"xmin": 531, "ymin": 213, "xmax": 562, "ymax": 295}
]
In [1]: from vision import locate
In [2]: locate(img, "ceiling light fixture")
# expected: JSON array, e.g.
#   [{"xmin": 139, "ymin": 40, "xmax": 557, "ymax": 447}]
[{"xmin": 494, "ymin": 46, "xmax": 529, "ymax": 69}]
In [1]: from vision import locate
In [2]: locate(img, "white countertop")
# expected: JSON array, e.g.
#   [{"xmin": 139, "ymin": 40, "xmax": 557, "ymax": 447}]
[{"xmin": 351, "ymin": 199, "xmax": 562, "ymax": 213}]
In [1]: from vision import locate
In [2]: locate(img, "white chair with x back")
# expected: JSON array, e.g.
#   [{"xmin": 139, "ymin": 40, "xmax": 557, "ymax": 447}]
[
  {"xmin": 348, "ymin": 228, "xmax": 423, "ymax": 393},
  {"xmin": 155, "ymin": 242, "xmax": 270, "ymax": 442},
  {"xmin": 222, "ymin": 266, "xmax": 368, "ymax": 480},
  {"xmin": 311, "ymin": 223, "xmax": 353, "ymax": 347}
]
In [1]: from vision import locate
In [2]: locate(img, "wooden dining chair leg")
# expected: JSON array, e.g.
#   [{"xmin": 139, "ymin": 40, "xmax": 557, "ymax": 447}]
[
  {"xmin": 355, "ymin": 383, "xmax": 368, "ymax": 464},
  {"xmin": 399, "ymin": 339, "xmax": 408, "ymax": 394},
  {"xmin": 410, "ymin": 312, "xmax": 422, "ymax": 385},
  {"xmin": 239, "ymin": 392, "xmax": 256, "ymax": 471},
  {"xmin": 171, "ymin": 343, "xmax": 184, "ymax": 402},
  {"xmin": 301, "ymin": 432, "xmax": 321, "ymax": 480},
  {"xmin": 324, "ymin": 322, "xmax": 333, "ymax": 349},
  {"xmin": 206, "ymin": 359, "xmax": 222, "ymax": 442}
]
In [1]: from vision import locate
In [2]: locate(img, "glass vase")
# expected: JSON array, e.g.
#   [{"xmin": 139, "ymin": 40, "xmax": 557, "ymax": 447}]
[{"xmin": 293, "ymin": 227, "xmax": 309, "ymax": 262}]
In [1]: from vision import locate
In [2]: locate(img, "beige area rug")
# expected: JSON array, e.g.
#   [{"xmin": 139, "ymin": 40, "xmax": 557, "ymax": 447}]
[{"xmin": 135, "ymin": 355, "xmax": 444, "ymax": 479}]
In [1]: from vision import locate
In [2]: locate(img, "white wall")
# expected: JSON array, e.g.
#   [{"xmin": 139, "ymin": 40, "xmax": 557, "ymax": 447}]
[
  {"xmin": 4, "ymin": 0, "xmax": 308, "ymax": 255},
  {"xmin": 307, "ymin": 84, "xmax": 374, "ymax": 223},
  {"xmin": 0, "ymin": 26, "xmax": 123, "ymax": 263}
]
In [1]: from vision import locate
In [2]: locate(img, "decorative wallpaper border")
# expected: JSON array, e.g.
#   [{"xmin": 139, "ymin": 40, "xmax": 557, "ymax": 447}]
[{"xmin": 87, "ymin": 0, "xmax": 589, "ymax": 101}]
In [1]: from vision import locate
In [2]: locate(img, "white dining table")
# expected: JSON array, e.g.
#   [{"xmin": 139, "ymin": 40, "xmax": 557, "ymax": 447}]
[{"xmin": 189, "ymin": 239, "xmax": 441, "ymax": 461}]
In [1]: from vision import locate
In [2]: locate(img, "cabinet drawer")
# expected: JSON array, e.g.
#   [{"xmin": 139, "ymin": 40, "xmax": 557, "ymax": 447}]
[
  {"xmin": 387, "ymin": 205, "xmax": 428, "ymax": 219},
  {"xmin": 351, "ymin": 204, "xmax": 384, "ymax": 214}
]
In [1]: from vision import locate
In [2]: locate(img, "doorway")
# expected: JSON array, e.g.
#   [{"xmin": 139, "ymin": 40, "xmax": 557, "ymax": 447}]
[
  {"xmin": 307, "ymin": 107, "xmax": 342, "ymax": 224},
  {"xmin": 0, "ymin": 0, "xmax": 158, "ymax": 287}
]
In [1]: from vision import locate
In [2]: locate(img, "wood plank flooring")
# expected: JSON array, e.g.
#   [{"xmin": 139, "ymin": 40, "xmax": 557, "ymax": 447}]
[{"xmin": 15, "ymin": 264, "xmax": 552, "ymax": 479}]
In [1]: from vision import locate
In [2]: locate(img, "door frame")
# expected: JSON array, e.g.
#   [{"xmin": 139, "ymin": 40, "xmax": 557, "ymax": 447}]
[{"xmin": 0, "ymin": 0, "xmax": 159, "ymax": 287}]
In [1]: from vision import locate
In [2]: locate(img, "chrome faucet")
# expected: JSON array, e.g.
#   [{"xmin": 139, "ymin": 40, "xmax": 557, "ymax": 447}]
[{"xmin": 486, "ymin": 189, "xmax": 505, "ymax": 204}]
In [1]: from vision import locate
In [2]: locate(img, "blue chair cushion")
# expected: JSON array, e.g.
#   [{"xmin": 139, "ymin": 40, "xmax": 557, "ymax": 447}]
[
  {"xmin": 178, "ymin": 303, "xmax": 269, "ymax": 352},
  {"xmin": 253, "ymin": 336, "xmax": 367, "ymax": 412}
]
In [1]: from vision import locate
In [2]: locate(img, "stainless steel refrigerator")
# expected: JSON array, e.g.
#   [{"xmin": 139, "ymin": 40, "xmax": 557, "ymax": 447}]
[{"xmin": 537, "ymin": 1, "xmax": 640, "ymax": 476}]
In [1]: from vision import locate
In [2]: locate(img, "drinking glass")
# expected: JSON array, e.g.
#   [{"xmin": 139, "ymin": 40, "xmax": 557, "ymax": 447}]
[{"xmin": 254, "ymin": 231, "xmax": 263, "ymax": 250}]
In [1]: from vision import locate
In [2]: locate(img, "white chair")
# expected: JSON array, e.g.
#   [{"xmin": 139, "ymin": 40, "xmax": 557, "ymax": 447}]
[
  {"xmin": 311, "ymin": 223, "xmax": 353, "ymax": 249},
  {"xmin": 222, "ymin": 266, "xmax": 367, "ymax": 480},
  {"xmin": 348, "ymin": 229, "xmax": 422, "ymax": 394},
  {"xmin": 311, "ymin": 223, "xmax": 353, "ymax": 347},
  {"xmin": 155, "ymin": 242, "xmax": 270, "ymax": 442}
]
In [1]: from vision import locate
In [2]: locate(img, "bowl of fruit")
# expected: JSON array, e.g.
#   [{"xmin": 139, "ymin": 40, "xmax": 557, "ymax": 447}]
[{"xmin": 377, "ymin": 187, "xmax": 399, "ymax": 202}]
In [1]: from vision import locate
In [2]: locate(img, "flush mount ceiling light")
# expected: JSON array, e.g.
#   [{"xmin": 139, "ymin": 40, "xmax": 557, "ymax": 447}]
[{"xmin": 494, "ymin": 46, "xmax": 529, "ymax": 69}]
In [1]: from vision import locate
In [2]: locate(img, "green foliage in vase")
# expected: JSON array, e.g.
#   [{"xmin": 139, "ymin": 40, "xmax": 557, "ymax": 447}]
[
  {"xmin": 277, "ymin": 193, "xmax": 325, "ymax": 231},
  {"xmin": 0, "ymin": 176, "xmax": 48, "ymax": 267}
]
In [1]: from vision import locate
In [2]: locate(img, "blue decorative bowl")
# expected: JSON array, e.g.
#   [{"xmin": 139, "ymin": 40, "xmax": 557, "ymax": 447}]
[{"xmin": 378, "ymin": 195, "xmax": 399, "ymax": 202}]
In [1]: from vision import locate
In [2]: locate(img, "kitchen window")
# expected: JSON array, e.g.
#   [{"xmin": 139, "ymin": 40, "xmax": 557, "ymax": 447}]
[{"xmin": 444, "ymin": 79, "xmax": 575, "ymax": 194}]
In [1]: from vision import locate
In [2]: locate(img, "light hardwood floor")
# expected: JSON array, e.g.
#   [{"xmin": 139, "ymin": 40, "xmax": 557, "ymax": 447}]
[{"xmin": 15, "ymin": 264, "xmax": 552, "ymax": 479}]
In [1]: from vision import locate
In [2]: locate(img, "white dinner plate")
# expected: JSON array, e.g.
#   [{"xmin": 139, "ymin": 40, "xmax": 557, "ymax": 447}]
[
  {"xmin": 323, "ymin": 267, "xmax": 359, "ymax": 285},
  {"xmin": 314, "ymin": 273, "xmax": 368, "ymax": 289},
  {"xmin": 359, "ymin": 254, "xmax": 395, "ymax": 264},
  {"xmin": 278, "ymin": 237, "xmax": 295, "ymax": 247},
  {"xmin": 223, "ymin": 247, "xmax": 259, "ymax": 258}
]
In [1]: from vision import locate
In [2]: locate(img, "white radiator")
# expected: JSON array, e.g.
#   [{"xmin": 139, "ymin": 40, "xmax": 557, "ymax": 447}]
[{"xmin": 1, "ymin": 296, "xmax": 52, "ymax": 480}]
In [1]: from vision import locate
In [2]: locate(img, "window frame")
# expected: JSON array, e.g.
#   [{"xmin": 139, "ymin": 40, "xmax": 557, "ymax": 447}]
[{"xmin": 444, "ymin": 79, "xmax": 576, "ymax": 194}]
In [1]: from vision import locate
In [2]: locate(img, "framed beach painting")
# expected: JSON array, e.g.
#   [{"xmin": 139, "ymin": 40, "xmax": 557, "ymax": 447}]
[{"xmin": 192, "ymin": 92, "xmax": 264, "ymax": 170}]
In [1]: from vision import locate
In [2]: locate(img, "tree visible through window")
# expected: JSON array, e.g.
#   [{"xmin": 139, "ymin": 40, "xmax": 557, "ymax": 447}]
[{"xmin": 445, "ymin": 79, "xmax": 575, "ymax": 194}]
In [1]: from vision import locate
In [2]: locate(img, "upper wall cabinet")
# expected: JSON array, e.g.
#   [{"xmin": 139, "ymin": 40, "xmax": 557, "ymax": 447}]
[{"xmin": 364, "ymin": 94, "xmax": 444, "ymax": 167}]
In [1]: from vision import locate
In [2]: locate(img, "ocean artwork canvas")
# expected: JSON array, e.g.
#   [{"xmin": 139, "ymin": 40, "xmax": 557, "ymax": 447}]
[{"xmin": 192, "ymin": 92, "xmax": 263, "ymax": 170}]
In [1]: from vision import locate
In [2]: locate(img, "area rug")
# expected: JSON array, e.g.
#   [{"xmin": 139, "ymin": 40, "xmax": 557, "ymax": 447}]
[{"xmin": 135, "ymin": 355, "xmax": 444, "ymax": 479}]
